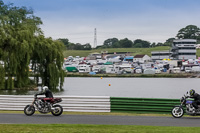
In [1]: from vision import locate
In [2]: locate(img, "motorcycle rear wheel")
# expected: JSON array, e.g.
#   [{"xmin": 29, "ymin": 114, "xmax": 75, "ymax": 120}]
[
  {"xmin": 51, "ymin": 104, "xmax": 63, "ymax": 116},
  {"xmin": 171, "ymin": 106, "xmax": 184, "ymax": 118},
  {"xmin": 24, "ymin": 105, "xmax": 35, "ymax": 116}
]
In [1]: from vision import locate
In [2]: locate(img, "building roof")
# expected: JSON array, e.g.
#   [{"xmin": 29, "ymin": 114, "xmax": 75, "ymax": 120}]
[{"xmin": 134, "ymin": 54, "xmax": 145, "ymax": 58}]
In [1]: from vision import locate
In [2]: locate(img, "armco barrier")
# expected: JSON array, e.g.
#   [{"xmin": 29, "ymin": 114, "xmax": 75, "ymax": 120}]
[
  {"xmin": 0, "ymin": 95, "xmax": 110, "ymax": 112},
  {"xmin": 0, "ymin": 95, "xmax": 181, "ymax": 113},
  {"xmin": 110, "ymin": 97, "xmax": 180, "ymax": 114}
]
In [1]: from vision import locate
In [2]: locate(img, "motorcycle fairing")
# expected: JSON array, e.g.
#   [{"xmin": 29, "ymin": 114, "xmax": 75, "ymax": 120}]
[{"xmin": 186, "ymin": 101, "xmax": 193, "ymax": 104}]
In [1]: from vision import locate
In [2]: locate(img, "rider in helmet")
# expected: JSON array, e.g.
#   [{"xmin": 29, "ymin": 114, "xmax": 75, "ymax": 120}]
[
  {"xmin": 189, "ymin": 89, "xmax": 200, "ymax": 111},
  {"xmin": 34, "ymin": 86, "xmax": 53, "ymax": 98}
]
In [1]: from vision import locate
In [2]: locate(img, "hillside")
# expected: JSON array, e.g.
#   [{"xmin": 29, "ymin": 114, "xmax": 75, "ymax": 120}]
[
  {"xmin": 63, "ymin": 46, "xmax": 200, "ymax": 58},
  {"xmin": 63, "ymin": 46, "xmax": 171, "ymax": 57}
]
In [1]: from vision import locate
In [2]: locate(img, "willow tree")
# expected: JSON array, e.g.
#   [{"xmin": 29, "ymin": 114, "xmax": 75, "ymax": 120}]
[
  {"xmin": 0, "ymin": 1, "xmax": 42, "ymax": 89},
  {"xmin": 0, "ymin": 1, "xmax": 65, "ymax": 90},
  {"xmin": 0, "ymin": 65, "xmax": 5, "ymax": 89},
  {"xmin": 31, "ymin": 35, "xmax": 65, "ymax": 91}
]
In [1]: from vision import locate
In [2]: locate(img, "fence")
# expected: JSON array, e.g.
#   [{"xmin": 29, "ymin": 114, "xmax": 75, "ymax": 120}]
[
  {"xmin": 110, "ymin": 97, "xmax": 180, "ymax": 114},
  {"xmin": 0, "ymin": 95, "xmax": 181, "ymax": 113},
  {"xmin": 0, "ymin": 95, "xmax": 110, "ymax": 112}
]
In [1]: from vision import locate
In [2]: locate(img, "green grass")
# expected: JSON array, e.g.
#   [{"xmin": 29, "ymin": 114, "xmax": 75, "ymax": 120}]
[
  {"xmin": 63, "ymin": 46, "xmax": 171, "ymax": 57},
  {"xmin": 0, "ymin": 124, "xmax": 200, "ymax": 133},
  {"xmin": 63, "ymin": 46, "xmax": 200, "ymax": 58}
]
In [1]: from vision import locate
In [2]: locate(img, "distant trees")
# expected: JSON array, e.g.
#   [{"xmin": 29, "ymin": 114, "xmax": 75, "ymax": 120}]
[
  {"xmin": 103, "ymin": 38, "xmax": 119, "ymax": 48},
  {"xmin": 83, "ymin": 43, "xmax": 92, "ymax": 50},
  {"xmin": 119, "ymin": 38, "xmax": 133, "ymax": 48},
  {"xmin": 58, "ymin": 38, "xmax": 92, "ymax": 50},
  {"xmin": 163, "ymin": 38, "xmax": 175, "ymax": 46},
  {"xmin": 133, "ymin": 39, "xmax": 150, "ymax": 48},
  {"xmin": 59, "ymin": 25, "xmax": 200, "ymax": 50},
  {"xmin": 99, "ymin": 38, "xmax": 150, "ymax": 48}
]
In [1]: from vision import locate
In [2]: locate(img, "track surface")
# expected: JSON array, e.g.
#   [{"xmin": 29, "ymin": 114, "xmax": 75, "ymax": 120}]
[{"xmin": 0, "ymin": 113, "xmax": 200, "ymax": 127}]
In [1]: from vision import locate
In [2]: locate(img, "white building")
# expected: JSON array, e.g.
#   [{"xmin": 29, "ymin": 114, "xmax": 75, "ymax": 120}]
[
  {"xmin": 133, "ymin": 54, "xmax": 151, "ymax": 63},
  {"xmin": 171, "ymin": 39, "xmax": 197, "ymax": 60},
  {"xmin": 151, "ymin": 51, "xmax": 172, "ymax": 60},
  {"xmin": 151, "ymin": 39, "xmax": 197, "ymax": 60}
]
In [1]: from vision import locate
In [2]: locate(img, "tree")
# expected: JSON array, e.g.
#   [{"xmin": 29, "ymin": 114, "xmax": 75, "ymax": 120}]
[
  {"xmin": 133, "ymin": 39, "xmax": 150, "ymax": 48},
  {"xmin": 74, "ymin": 43, "xmax": 83, "ymax": 50},
  {"xmin": 163, "ymin": 38, "xmax": 175, "ymax": 46},
  {"xmin": 177, "ymin": 25, "xmax": 200, "ymax": 42},
  {"xmin": 112, "ymin": 42, "xmax": 120, "ymax": 48},
  {"xmin": 151, "ymin": 42, "xmax": 156, "ymax": 47},
  {"xmin": 83, "ymin": 43, "xmax": 92, "ymax": 50},
  {"xmin": 119, "ymin": 38, "xmax": 133, "ymax": 48},
  {"xmin": 0, "ymin": 1, "xmax": 42, "ymax": 89},
  {"xmin": 0, "ymin": 65, "xmax": 5, "ymax": 89},
  {"xmin": 31, "ymin": 36, "xmax": 65, "ymax": 91},
  {"xmin": 58, "ymin": 38, "xmax": 69, "ymax": 47},
  {"xmin": 0, "ymin": 1, "xmax": 65, "ymax": 90},
  {"xmin": 156, "ymin": 42, "xmax": 163, "ymax": 46},
  {"xmin": 103, "ymin": 38, "xmax": 119, "ymax": 48}
]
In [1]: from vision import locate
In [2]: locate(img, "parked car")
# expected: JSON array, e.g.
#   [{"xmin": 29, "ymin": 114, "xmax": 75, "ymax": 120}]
[
  {"xmin": 135, "ymin": 69, "xmax": 142, "ymax": 74},
  {"xmin": 155, "ymin": 69, "xmax": 161, "ymax": 74},
  {"xmin": 185, "ymin": 67, "xmax": 192, "ymax": 73}
]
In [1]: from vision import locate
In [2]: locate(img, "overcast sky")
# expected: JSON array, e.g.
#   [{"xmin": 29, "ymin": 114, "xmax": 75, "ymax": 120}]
[{"xmin": 5, "ymin": 0, "xmax": 200, "ymax": 46}]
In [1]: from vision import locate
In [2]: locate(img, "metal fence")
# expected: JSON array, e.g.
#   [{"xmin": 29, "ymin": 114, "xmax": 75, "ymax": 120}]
[
  {"xmin": 110, "ymin": 97, "xmax": 180, "ymax": 114},
  {"xmin": 0, "ymin": 95, "xmax": 181, "ymax": 113},
  {"xmin": 0, "ymin": 95, "xmax": 110, "ymax": 112}
]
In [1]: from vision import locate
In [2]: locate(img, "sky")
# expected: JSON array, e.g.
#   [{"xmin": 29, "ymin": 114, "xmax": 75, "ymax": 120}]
[{"xmin": 5, "ymin": 0, "xmax": 200, "ymax": 47}]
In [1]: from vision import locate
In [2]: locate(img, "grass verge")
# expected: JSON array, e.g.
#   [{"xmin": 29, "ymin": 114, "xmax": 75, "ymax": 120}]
[{"xmin": 0, "ymin": 124, "xmax": 200, "ymax": 133}]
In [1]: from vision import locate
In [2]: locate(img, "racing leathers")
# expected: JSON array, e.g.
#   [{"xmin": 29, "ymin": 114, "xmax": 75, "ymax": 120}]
[
  {"xmin": 190, "ymin": 93, "xmax": 200, "ymax": 109},
  {"xmin": 34, "ymin": 89, "xmax": 53, "ymax": 98}
]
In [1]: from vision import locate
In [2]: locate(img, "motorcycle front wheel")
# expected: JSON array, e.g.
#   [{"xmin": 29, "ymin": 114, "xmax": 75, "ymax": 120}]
[
  {"xmin": 24, "ymin": 105, "xmax": 35, "ymax": 116},
  {"xmin": 51, "ymin": 104, "xmax": 63, "ymax": 116},
  {"xmin": 171, "ymin": 106, "xmax": 184, "ymax": 118}
]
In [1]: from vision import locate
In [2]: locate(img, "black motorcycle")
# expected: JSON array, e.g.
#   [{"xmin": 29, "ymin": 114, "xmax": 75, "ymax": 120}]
[
  {"xmin": 171, "ymin": 91, "xmax": 200, "ymax": 118},
  {"xmin": 24, "ymin": 96, "xmax": 63, "ymax": 116}
]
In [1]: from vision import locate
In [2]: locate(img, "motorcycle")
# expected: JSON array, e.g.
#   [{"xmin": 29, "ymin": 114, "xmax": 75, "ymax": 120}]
[
  {"xmin": 24, "ymin": 96, "xmax": 63, "ymax": 116},
  {"xmin": 171, "ymin": 91, "xmax": 200, "ymax": 118}
]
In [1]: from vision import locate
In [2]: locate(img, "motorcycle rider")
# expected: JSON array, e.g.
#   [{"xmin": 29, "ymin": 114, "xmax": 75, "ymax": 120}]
[
  {"xmin": 34, "ymin": 86, "xmax": 53, "ymax": 98},
  {"xmin": 189, "ymin": 89, "xmax": 200, "ymax": 112},
  {"xmin": 34, "ymin": 86, "xmax": 54, "ymax": 107}
]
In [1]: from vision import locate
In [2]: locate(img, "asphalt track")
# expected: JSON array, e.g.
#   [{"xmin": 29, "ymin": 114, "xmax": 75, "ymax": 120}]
[{"xmin": 0, "ymin": 113, "xmax": 200, "ymax": 127}]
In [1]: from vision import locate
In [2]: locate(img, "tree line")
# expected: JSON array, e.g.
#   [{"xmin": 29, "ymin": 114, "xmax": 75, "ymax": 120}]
[
  {"xmin": 0, "ymin": 1, "xmax": 65, "ymax": 90},
  {"xmin": 59, "ymin": 25, "xmax": 200, "ymax": 50}
]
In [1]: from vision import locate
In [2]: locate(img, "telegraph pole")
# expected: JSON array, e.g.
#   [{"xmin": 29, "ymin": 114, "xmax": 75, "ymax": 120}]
[{"xmin": 94, "ymin": 28, "xmax": 97, "ymax": 48}]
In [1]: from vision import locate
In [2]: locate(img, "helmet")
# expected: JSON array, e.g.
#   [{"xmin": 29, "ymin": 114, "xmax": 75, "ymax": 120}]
[
  {"xmin": 190, "ymin": 89, "xmax": 195, "ymax": 96},
  {"xmin": 42, "ymin": 86, "xmax": 49, "ymax": 92}
]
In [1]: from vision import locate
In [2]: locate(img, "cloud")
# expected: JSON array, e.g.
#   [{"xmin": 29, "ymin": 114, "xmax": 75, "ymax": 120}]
[{"xmin": 6, "ymin": 0, "xmax": 200, "ymax": 46}]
